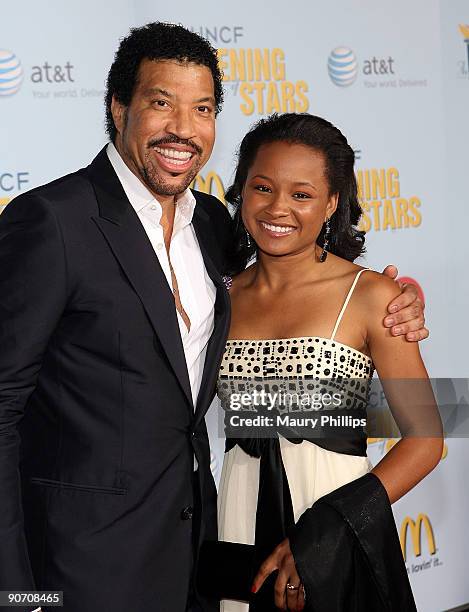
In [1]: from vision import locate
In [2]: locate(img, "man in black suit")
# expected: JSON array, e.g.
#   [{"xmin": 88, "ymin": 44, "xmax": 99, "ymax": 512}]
[{"xmin": 0, "ymin": 22, "xmax": 427, "ymax": 612}]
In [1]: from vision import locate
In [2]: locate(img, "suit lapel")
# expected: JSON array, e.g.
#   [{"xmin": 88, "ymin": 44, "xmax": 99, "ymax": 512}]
[
  {"xmin": 192, "ymin": 199, "xmax": 231, "ymax": 425},
  {"xmin": 87, "ymin": 147, "xmax": 193, "ymax": 409}
]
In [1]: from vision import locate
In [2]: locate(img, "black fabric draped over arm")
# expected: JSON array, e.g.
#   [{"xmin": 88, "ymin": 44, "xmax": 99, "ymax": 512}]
[{"xmin": 288, "ymin": 472, "xmax": 416, "ymax": 612}]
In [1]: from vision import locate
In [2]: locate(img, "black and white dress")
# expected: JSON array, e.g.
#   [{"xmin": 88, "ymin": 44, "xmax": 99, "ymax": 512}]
[{"xmin": 217, "ymin": 269, "xmax": 376, "ymax": 611}]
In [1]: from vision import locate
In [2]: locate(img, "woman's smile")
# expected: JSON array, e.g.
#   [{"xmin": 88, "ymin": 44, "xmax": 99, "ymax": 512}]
[{"xmin": 258, "ymin": 220, "xmax": 297, "ymax": 237}]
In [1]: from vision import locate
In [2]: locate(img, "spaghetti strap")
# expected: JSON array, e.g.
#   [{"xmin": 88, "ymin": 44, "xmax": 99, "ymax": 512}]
[{"xmin": 330, "ymin": 268, "xmax": 371, "ymax": 340}]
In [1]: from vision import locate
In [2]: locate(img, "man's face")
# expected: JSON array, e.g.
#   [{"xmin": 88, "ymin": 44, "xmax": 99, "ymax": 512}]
[{"xmin": 112, "ymin": 59, "xmax": 216, "ymax": 201}]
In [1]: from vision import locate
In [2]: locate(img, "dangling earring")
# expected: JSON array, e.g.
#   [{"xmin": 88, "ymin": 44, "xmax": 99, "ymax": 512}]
[
  {"xmin": 246, "ymin": 230, "xmax": 252, "ymax": 247},
  {"xmin": 319, "ymin": 217, "xmax": 331, "ymax": 262}
]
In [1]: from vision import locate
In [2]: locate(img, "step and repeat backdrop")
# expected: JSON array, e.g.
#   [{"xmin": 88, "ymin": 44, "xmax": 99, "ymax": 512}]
[{"xmin": 1, "ymin": 1, "xmax": 469, "ymax": 610}]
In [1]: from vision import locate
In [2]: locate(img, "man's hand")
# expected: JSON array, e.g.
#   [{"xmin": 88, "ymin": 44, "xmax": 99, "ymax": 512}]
[
  {"xmin": 382, "ymin": 265, "xmax": 428, "ymax": 342},
  {"xmin": 251, "ymin": 538, "xmax": 305, "ymax": 611}
]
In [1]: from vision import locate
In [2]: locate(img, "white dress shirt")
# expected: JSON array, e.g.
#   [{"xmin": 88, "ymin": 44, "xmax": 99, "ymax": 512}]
[{"xmin": 106, "ymin": 143, "xmax": 216, "ymax": 408}]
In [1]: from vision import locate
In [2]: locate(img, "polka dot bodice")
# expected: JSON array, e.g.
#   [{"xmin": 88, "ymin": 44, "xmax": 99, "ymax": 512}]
[
  {"xmin": 217, "ymin": 269, "xmax": 375, "ymax": 412},
  {"xmin": 217, "ymin": 336, "xmax": 374, "ymax": 433},
  {"xmin": 219, "ymin": 336, "xmax": 373, "ymax": 380}
]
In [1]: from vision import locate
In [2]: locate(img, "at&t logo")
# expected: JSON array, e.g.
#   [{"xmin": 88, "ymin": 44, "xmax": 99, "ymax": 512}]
[
  {"xmin": 0, "ymin": 49, "xmax": 23, "ymax": 96},
  {"xmin": 328, "ymin": 47, "xmax": 399, "ymax": 88},
  {"xmin": 327, "ymin": 47, "xmax": 358, "ymax": 87}
]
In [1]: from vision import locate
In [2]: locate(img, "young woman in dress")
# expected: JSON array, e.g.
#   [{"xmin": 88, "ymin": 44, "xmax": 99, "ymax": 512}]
[{"xmin": 216, "ymin": 113, "xmax": 442, "ymax": 611}]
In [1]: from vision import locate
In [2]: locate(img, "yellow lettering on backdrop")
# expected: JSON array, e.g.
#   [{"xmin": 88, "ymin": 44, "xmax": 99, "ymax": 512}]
[
  {"xmin": 281, "ymin": 81, "xmax": 295, "ymax": 112},
  {"xmin": 228, "ymin": 48, "xmax": 245, "ymax": 81},
  {"xmin": 371, "ymin": 169, "xmax": 386, "ymax": 199},
  {"xmin": 356, "ymin": 168, "xmax": 422, "ymax": 232},
  {"xmin": 217, "ymin": 48, "xmax": 286, "ymax": 82},
  {"xmin": 387, "ymin": 167, "xmax": 400, "ymax": 198},
  {"xmin": 382, "ymin": 199, "xmax": 396, "ymax": 230},
  {"xmin": 408, "ymin": 197, "xmax": 422, "ymax": 227},
  {"xmin": 369, "ymin": 201, "xmax": 382, "ymax": 231},
  {"xmin": 216, "ymin": 47, "xmax": 308, "ymax": 114},
  {"xmin": 253, "ymin": 82, "xmax": 266, "ymax": 114},
  {"xmin": 240, "ymin": 82, "xmax": 255, "ymax": 115},
  {"xmin": 266, "ymin": 82, "xmax": 281, "ymax": 113},
  {"xmin": 271, "ymin": 48, "xmax": 285, "ymax": 80},
  {"xmin": 246, "ymin": 49, "xmax": 254, "ymax": 81},
  {"xmin": 253, "ymin": 49, "xmax": 271, "ymax": 81},
  {"xmin": 295, "ymin": 81, "xmax": 309, "ymax": 112},
  {"xmin": 395, "ymin": 198, "xmax": 409, "ymax": 228}
]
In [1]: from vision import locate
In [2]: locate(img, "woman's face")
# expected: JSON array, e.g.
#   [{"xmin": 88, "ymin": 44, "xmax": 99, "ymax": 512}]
[{"xmin": 241, "ymin": 141, "xmax": 338, "ymax": 258}]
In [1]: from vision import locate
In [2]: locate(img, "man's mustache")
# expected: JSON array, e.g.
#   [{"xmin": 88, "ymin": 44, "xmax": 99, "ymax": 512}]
[{"xmin": 148, "ymin": 136, "xmax": 203, "ymax": 156}]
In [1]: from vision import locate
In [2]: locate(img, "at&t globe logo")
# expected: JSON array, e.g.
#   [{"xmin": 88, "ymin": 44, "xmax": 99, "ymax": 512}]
[
  {"xmin": 0, "ymin": 49, "xmax": 23, "ymax": 96},
  {"xmin": 327, "ymin": 47, "xmax": 358, "ymax": 87}
]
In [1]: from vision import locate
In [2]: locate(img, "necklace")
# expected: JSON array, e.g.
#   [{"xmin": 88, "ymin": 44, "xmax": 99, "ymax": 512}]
[{"xmin": 168, "ymin": 258, "xmax": 191, "ymax": 332}]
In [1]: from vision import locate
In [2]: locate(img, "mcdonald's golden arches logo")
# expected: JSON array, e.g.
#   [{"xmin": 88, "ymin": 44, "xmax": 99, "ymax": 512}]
[
  {"xmin": 400, "ymin": 513, "xmax": 436, "ymax": 562},
  {"xmin": 191, "ymin": 171, "xmax": 226, "ymax": 204}
]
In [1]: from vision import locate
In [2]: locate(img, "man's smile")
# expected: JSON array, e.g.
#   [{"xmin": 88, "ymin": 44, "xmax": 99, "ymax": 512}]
[{"xmin": 151, "ymin": 144, "xmax": 198, "ymax": 173}]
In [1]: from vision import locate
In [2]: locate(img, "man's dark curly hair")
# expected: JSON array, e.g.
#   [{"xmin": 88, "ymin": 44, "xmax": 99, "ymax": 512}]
[
  {"xmin": 225, "ymin": 113, "xmax": 365, "ymax": 275},
  {"xmin": 105, "ymin": 22, "xmax": 224, "ymax": 141}
]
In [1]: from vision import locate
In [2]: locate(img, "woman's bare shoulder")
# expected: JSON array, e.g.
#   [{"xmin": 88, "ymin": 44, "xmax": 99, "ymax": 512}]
[
  {"xmin": 229, "ymin": 263, "xmax": 256, "ymax": 292},
  {"xmin": 356, "ymin": 269, "xmax": 401, "ymax": 307}
]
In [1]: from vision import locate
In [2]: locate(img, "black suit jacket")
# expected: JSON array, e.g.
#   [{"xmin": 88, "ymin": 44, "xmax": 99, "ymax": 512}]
[{"xmin": 0, "ymin": 148, "xmax": 232, "ymax": 612}]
